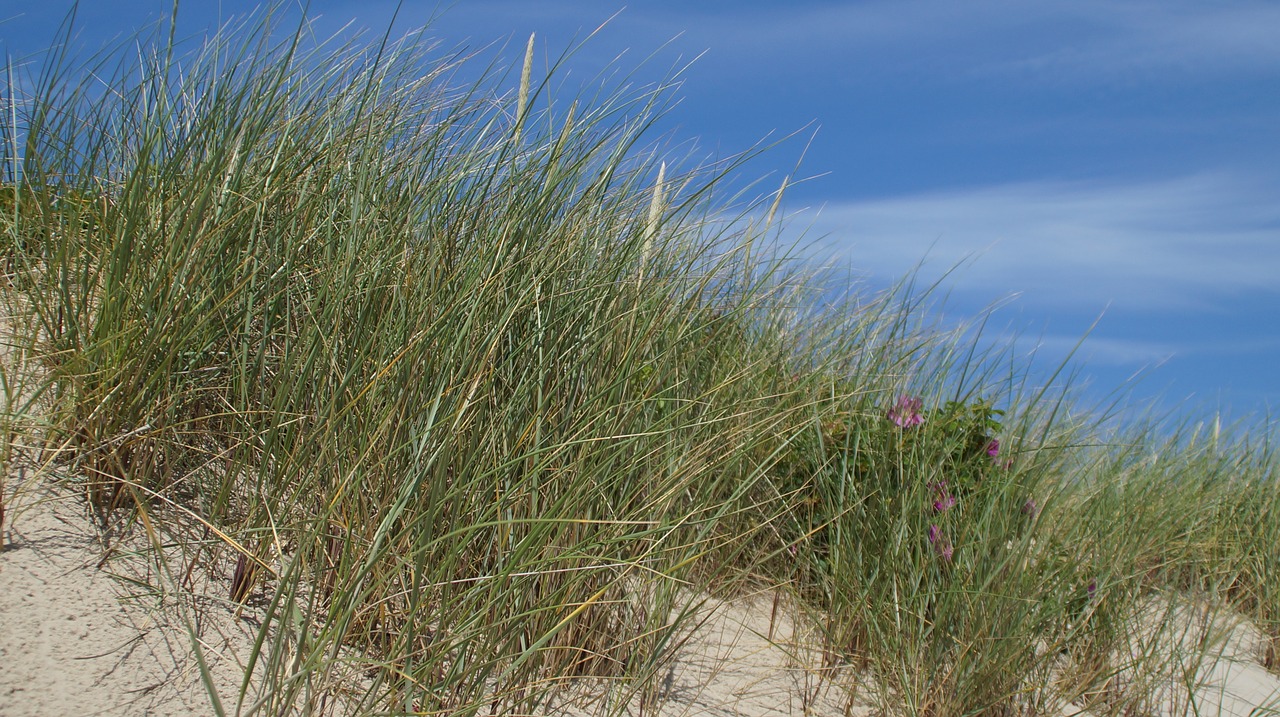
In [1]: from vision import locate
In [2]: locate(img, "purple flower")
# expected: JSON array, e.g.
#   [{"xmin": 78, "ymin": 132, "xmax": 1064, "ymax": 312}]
[
  {"xmin": 887, "ymin": 395, "xmax": 924, "ymax": 428},
  {"xmin": 927, "ymin": 524, "xmax": 953, "ymax": 561},
  {"xmin": 1087, "ymin": 579, "xmax": 1097, "ymax": 600},
  {"xmin": 987, "ymin": 439, "xmax": 1014, "ymax": 468},
  {"xmin": 930, "ymin": 480, "xmax": 956, "ymax": 513},
  {"xmin": 936, "ymin": 539, "xmax": 954, "ymax": 561},
  {"xmin": 1021, "ymin": 497, "xmax": 1038, "ymax": 519}
]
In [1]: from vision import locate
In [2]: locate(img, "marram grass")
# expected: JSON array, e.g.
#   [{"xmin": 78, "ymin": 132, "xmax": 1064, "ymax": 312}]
[{"xmin": 2, "ymin": 5, "xmax": 1277, "ymax": 716}]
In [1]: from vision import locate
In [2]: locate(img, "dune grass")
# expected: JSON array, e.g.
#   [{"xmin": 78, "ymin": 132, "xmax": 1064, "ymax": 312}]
[{"xmin": 2, "ymin": 5, "xmax": 1277, "ymax": 716}]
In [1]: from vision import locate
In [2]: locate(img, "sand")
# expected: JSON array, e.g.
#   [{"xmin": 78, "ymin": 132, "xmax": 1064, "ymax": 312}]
[
  {"xmin": 6, "ymin": 479, "xmax": 1280, "ymax": 716},
  {"xmin": 1, "ymin": 479, "xmax": 266, "ymax": 717},
  {"xmin": 2, "ymin": 475, "xmax": 861, "ymax": 717},
  {"xmin": 1082, "ymin": 595, "xmax": 1280, "ymax": 717}
]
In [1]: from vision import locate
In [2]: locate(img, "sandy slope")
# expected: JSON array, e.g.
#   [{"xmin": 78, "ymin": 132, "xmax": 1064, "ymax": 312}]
[
  {"xmin": 0, "ymin": 481, "xmax": 265, "ymax": 717},
  {"xmin": 2, "ymin": 277, "xmax": 1278, "ymax": 716},
  {"xmin": 1, "ymin": 477, "xmax": 862, "ymax": 717},
  {"xmin": 548, "ymin": 593, "xmax": 861, "ymax": 717},
  {"xmin": 6, "ymin": 479, "xmax": 1280, "ymax": 716},
  {"xmin": 1082, "ymin": 596, "xmax": 1280, "ymax": 717}
]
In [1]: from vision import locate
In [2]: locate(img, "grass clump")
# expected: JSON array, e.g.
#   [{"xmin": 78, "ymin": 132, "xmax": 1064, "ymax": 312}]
[
  {"xmin": 2, "ymin": 5, "xmax": 1278, "ymax": 717},
  {"xmin": 3, "ymin": 7, "xmax": 826, "ymax": 713}
]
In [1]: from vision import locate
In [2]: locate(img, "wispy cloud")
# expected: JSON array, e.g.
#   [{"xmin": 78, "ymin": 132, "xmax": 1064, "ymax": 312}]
[
  {"xmin": 655, "ymin": 1, "xmax": 1280, "ymax": 85},
  {"xmin": 800, "ymin": 173, "xmax": 1280, "ymax": 312},
  {"xmin": 986, "ymin": 1, "xmax": 1280, "ymax": 80},
  {"xmin": 1030, "ymin": 334, "xmax": 1178, "ymax": 367},
  {"xmin": 196, "ymin": 1, "xmax": 1280, "ymax": 110}
]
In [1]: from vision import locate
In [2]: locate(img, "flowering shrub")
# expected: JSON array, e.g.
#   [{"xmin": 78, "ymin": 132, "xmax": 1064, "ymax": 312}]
[
  {"xmin": 930, "ymin": 397, "xmax": 1008, "ymax": 491},
  {"xmin": 920, "ymin": 398, "xmax": 1018, "ymax": 561},
  {"xmin": 771, "ymin": 389, "xmax": 1043, "ymax": 674},
  {"xmin": 778, "ymin": 393, "xmax": 1020, "ymax": 569}
]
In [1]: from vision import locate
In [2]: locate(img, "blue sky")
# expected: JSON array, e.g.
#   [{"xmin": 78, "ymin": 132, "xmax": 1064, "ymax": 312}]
[{"xmin": 4, "ymin": 1, "xmax": 1278, "ymax": 425}]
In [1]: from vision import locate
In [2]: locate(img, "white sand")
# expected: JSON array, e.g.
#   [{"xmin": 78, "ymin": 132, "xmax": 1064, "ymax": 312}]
[
  {"xmin": 2, "ymin": 476, "xmax": 859, "ymax": 717},
  {"xmin": 2, "ymin": 476, "xmax": 1280, "ymax": 711},
  {"xmin": 548, "ymin": 592, "xmax": 860, "ymax": 716},
  {"xmin": 1, "ymin": 480, "xmax": 266, "ymax": 717},
  {"xmin": 1071, "ymin": 594, "xmax": 1280, "ymax": 717},
  {"xmin": 4, "ymin": 480, "xmax": 1279, "ymax": 716}
]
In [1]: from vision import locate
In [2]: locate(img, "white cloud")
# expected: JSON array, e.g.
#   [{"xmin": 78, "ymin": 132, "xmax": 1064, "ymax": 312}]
[
  {"xmin": 1030, "ymin": 334, "xmax": 1178, "ymax": 367},
  {"xmin": 170, "ymin": 2, "xmax": 1280, "ymax": 98},
  {"xmin": 1040, "ymin": 1, "xmax": 1280, "ymax": 76},
  {"xmin": 658, "ymin": 1, "xmax": 1280, "ymax": 85},
  {"xmin": 798, "ymin": 173, "xmax": 1280, "ymax": 312}
]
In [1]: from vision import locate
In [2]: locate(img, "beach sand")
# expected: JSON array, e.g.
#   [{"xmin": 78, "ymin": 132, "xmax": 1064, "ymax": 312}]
[
  {"xmin": 1, "ymin": 474, "xmax": 861, "ymax": 716},
  {"xmin": 5, "ymin": 476, "xmax": 1280, "ymax": 716},
  {"xmin": 1, "ymin": 479, "xmax": 269, "ymax": 717}
]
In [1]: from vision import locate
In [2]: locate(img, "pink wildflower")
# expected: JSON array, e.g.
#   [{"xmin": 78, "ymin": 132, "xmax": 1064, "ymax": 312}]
[
  {"xmin": 936, "ymin": 539, "xmax": 954, "ymax": 561},
  {"xmin": 887, "ymin": 395, "xmax": 924, "ymax": 428},
  {"xmin": 927, "ymin": 524, "xmax": 953, "ymax": 561},
  {"xmin": 930, "ymin": 480, "xmax": 956, "ymax": 513}
]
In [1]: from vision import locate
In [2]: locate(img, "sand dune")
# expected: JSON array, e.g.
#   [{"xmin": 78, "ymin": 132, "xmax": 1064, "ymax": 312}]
[
  {"xmin": 4, "ymin": 479, "xmax": 1280, "ymax": 716},
  {"xmin": 1, "ymin": 481, "xmax": 264, "ymax": 716}
]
